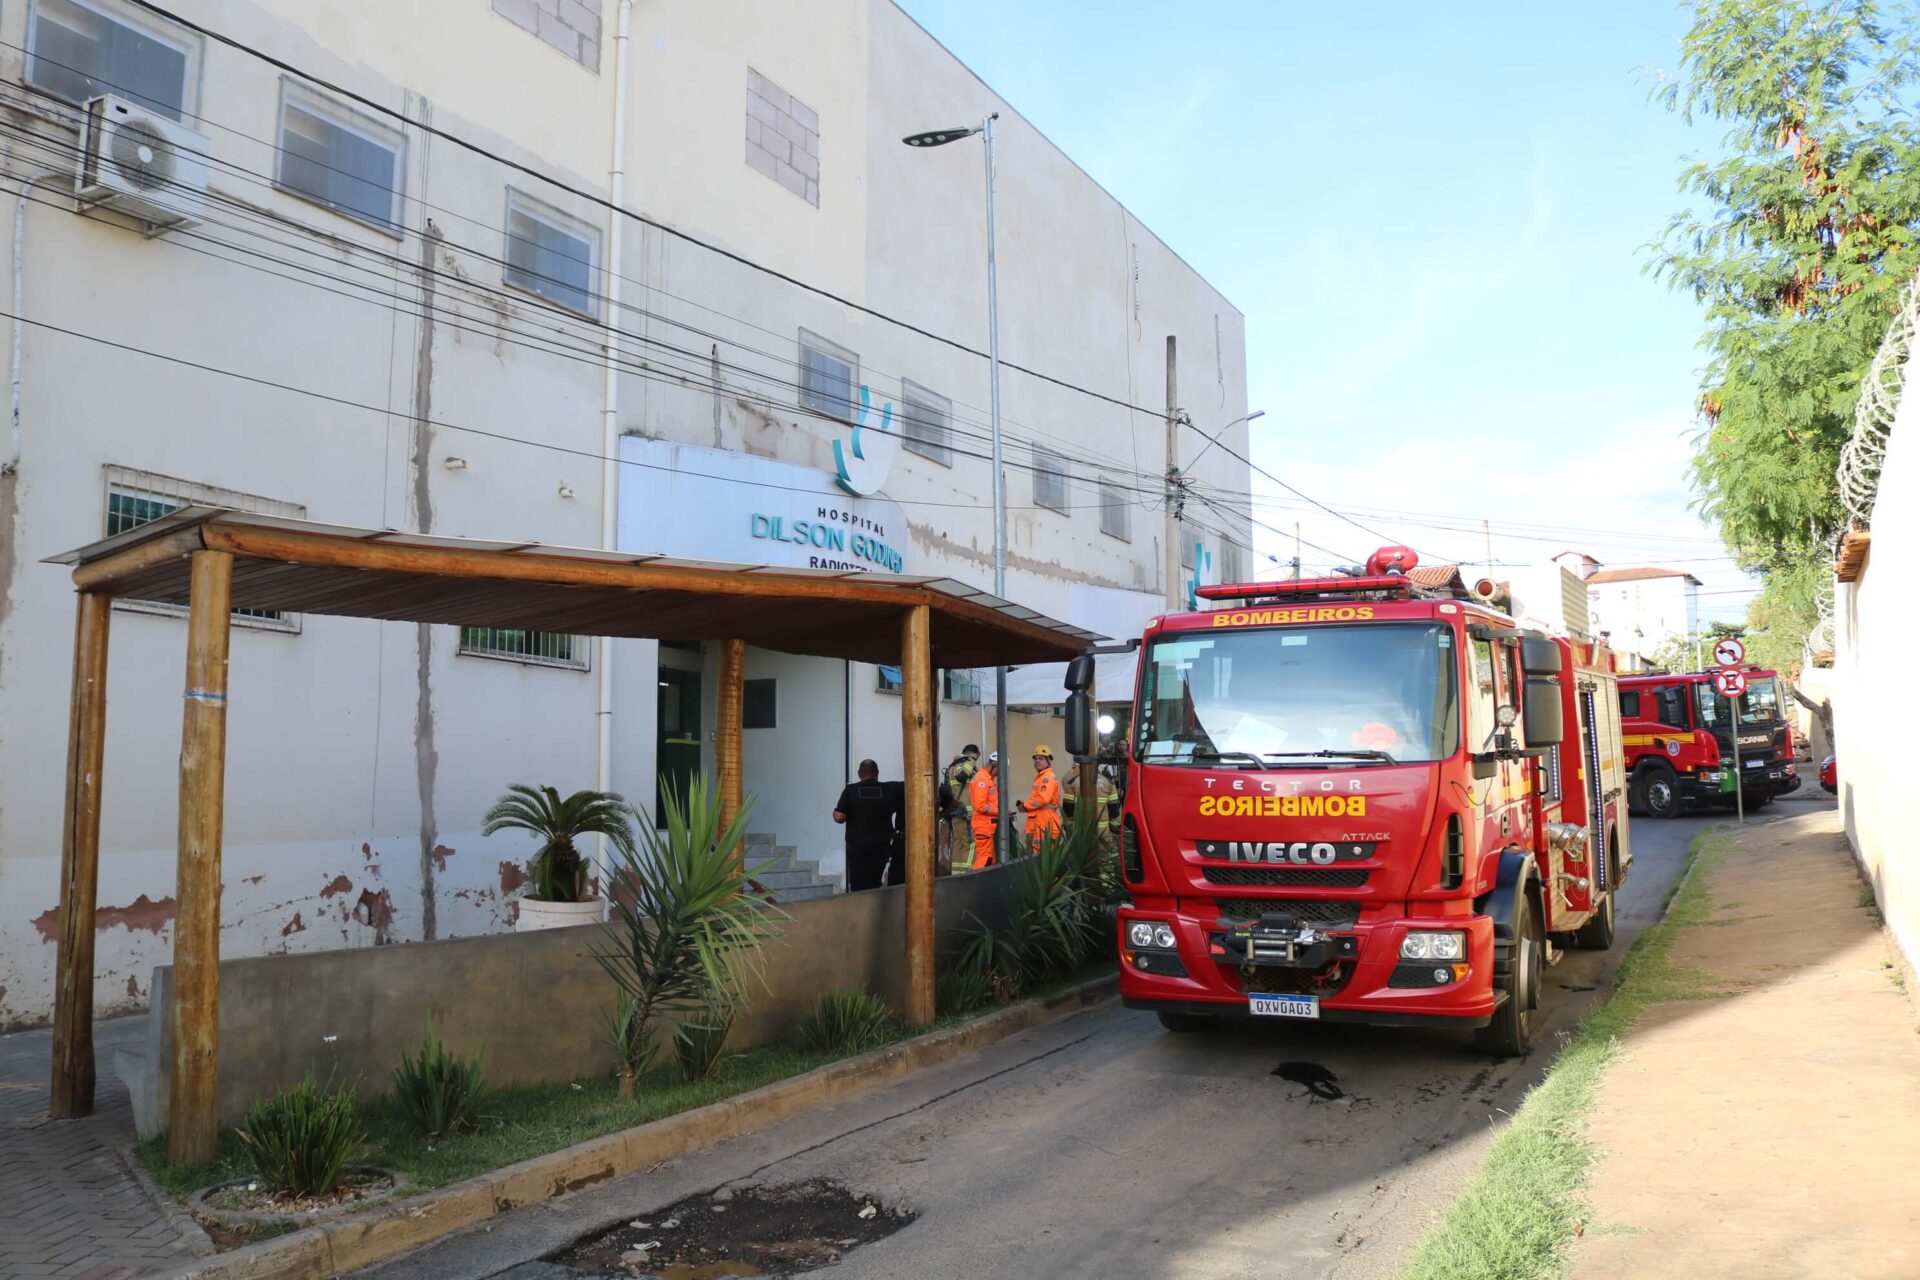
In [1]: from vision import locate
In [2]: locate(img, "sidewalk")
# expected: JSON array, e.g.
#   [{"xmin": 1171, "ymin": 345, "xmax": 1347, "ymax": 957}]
[
  {"xmin": 1572, "ymin": 810, "xmax": 1920, "ymax": 1280},
  {"xmin": 0, "ymin": 1015, "xmax": 207, "ymax": 1278}
]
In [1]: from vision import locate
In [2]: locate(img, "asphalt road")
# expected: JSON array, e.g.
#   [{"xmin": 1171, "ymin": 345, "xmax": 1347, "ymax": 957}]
[{"xmin": 352, "ymin": 810, "xmax": 1723, "ymax": 1280}]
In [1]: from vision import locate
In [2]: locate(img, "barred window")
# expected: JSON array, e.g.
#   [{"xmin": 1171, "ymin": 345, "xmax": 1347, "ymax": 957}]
[
  {"xmin": 901, "ymin": 381, "xmax": 953, "ymax": 467},
  {"xmin": 1033, "ymin": 447, "xmax": 1069, "ymax": 514},
  {"xmin": 1099, "ymin": 478, "xmax": 1131, "ymax": 541},
  {"xmin": 1219, "ymin": 540, "xmax": 1244, "ymax": 584},
  {"xmin": 103, "ymin": 467, "xmax": 301, "ymax": 630},
  {"xmin": 457, "ymin": 627, "xmax": 586, "ymax": 670}
]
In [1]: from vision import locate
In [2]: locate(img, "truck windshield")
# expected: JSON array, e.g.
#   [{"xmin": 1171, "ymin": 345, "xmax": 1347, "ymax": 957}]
[
  {"xmin": 1134, "ymin": 623, "xmax": 1459, "ymax": 765},
  {"xmin": 1694, "ymin": 676, "xmax": 1782, "ymax": 729}
]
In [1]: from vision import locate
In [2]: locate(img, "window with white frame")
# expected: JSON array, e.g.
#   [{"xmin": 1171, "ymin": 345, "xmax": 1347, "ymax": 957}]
[
  {"xmin": 942, "ymin": 668, "xmax": 981, "ymax": 705},
  {"xmin": 1033, "ymin": 447, "xmax": 1070, "ymax": 514},
  {"xmin": 875, "ymin": 663, "xmax": 903, "ymax": 694},
  {"xmin": 1220, "ymin": 540, "xmax": 1244, "ymax": 583},
  {"xmin": 798, "ymin": 330, "xmax": 858, "ymax": 421},
  {"xmin": 504, "ymin": 189, "xmax": 599, "ymax": 317},
  {"xmin": 901, "ymin": 381, "xmax": 953, "ymax": 467},
  {"xmin": 1099, "ymin": 477, "xmax": 1131, "ymax": 541},
  {"xmin": 276, "ymin": 80, "xmax": 405, "ymax": 233},
  {"xmin": 26, "ymin": 0, "xmax": 197, "ymax": 121},
  {"xmin": 103, "ymin": 467, "xmax": 302, "ymax": 629},
  {"xmin": 457, "ymin": 627, "xmax": 587, "ymax": 670}
]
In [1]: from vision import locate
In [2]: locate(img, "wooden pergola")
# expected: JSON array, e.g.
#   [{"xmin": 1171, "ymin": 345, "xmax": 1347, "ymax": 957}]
[{"xmin": 44, "ymin": 509, "xmax": 1096, "ymax": 1165}]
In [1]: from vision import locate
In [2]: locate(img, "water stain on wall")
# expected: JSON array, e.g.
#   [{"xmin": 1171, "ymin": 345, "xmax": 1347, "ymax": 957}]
[{"xmin": 280, "ymin": 911, "xmax": 307, "ymax": 938}]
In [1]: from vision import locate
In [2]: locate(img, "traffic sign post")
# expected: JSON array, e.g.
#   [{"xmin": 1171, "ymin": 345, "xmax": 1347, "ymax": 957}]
[{"xmin": 1712, "ymin": 641, "xmax": 1749, "ymax": 823}]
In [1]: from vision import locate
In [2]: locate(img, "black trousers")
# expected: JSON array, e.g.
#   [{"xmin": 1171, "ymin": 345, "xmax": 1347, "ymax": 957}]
[{"xmin": 847, "ymin": 840, "xmax": 892, "ymax": 892}]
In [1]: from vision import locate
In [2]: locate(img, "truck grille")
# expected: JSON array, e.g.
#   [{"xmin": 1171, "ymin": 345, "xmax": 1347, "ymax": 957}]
[
  {"xmin": 1213, "ymin": 898, "xmax": 1360, "ymax": 927},
  {"xmin": 1201, "ymin": 866, "xmax": 1370, "ymax": 889}
]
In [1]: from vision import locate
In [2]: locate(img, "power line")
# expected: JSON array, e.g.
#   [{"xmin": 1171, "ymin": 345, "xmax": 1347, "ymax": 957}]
[{"xmin": 119, "ymin": 0, "xmax": 1184, "ymax": 427}]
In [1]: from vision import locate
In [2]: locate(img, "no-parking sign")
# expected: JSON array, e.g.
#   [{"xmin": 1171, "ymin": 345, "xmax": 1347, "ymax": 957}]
[
  {"xmin": 1713, "ymin": 637, "xmax": 1746, "ymax": 667},
  {"xmin": 1713, "ymin": 667, "xmax": 1748, "ymax": 698}
]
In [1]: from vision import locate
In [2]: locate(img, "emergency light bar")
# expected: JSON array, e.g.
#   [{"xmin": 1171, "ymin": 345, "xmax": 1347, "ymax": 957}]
[{"xmin": 1194, "ymin": 574, "xmax": 1419, "ymax": 603}]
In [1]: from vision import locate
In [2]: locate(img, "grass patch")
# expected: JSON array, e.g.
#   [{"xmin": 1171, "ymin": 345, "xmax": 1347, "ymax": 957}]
[
  {"xmin": 140, "ymin": 957, "xmax": 1115, "ymax": 1208},
  {"xmin": 1396, "ymin": 829, "xmax": 1733, "ymax": 1280}
]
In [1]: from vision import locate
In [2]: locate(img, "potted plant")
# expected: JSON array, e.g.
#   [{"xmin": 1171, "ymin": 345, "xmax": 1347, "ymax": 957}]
[{"xmin": 483, "ymin": 784, "xmax": 635, "ymax": 932}]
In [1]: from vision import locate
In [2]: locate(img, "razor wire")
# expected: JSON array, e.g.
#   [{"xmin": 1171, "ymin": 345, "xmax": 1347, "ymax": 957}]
[{"xmin": 1837, "ymin": 272, "xmax": 1920, "ymax": 531}]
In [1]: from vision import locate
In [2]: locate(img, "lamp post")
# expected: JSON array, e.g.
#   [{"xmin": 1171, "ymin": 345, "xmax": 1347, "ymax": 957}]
[
  {"xmin": 1170, "ymin": 408, "xmax": 1265, "ymax": 605},
  {"xmin": 905, "ymin": 113, "xmax": 1011, "ymax": 858}
]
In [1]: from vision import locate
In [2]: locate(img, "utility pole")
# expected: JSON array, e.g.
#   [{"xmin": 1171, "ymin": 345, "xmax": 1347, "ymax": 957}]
[
  {"xmin": 1163, "ymin": 336, "xmax": 1182, "ymax": 611},
  {"xmin": 1293, "ymin": 522, "xmax": 1302, "ymax": 580},
  {"xmin": 1482, "ymin": 518, "xmax": 1495, "ymax": 583}
]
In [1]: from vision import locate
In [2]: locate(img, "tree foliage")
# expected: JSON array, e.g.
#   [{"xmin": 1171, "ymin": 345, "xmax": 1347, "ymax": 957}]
[{"xmin": 1653, "ymin": 0, "xmax": 1920, "ymax": 668}]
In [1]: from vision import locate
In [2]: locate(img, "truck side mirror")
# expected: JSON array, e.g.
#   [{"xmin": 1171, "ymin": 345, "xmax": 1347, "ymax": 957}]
[
  {"xmin": 1521, "ymin": 638, "xmax": 1562, "ymax": 677},
  {"xmin": 1064, "ymin": 690, "xmax": 1093, "ymax": 758},
  {"xmin": 1064, "ymin": 654, "xmax": 1095, "ymax": 692},
  {"xmin": 1523, "ymin": 676, "xmax": 1564, "ymax": 746}
]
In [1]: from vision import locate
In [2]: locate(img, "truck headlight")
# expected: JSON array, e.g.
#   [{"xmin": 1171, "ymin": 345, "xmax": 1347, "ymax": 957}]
[
  {"xmin": 1401, "ymin": 930, "xmax": 1466, "ymax": 961},
  {"xmin": 1126, "ymin": 921, "xmax": 1177, "ymax": 950}
]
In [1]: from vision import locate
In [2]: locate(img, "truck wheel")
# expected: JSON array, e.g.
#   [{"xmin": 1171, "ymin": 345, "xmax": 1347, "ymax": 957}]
[
  {"xmin": 1633, "ymin": 764, "xmax": 1682, "ymax": 820},
  {"xmin": 1156, "ymin": 1009, "xmax": 1216, "ymax": 1033},
  {"xmin": 1475, "ymin": 890, "xmax": 1539, "ymax": 1057},
  {"xmin": 1570, "ymin": 887, "xmax": 1615, "ymax": 951}
]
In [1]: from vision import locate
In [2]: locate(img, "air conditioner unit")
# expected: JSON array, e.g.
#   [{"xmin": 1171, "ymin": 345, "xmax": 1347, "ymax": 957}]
[{"xmin": 77, "ymin": 95, "xmax": 209, "ymax": 231}]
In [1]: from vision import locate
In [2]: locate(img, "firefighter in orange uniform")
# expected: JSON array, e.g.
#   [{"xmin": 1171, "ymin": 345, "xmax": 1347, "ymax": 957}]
[
  {"xmin": 966, "ymin": 753, "xmax": 1000, "ymax": 870},
  {"xmin": 1019, "ymin": 744, "xmax": 1064, "ymax": 851}
]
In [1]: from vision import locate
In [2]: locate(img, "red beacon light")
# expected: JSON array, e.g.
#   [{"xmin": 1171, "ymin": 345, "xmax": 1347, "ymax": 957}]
[{"xmin": 1364, "ymin": 545, "xmax": 1419, "ymax": 576}]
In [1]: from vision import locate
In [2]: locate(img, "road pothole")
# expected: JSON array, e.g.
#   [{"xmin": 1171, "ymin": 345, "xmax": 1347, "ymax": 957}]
[
  {"xmin": 1273, "ymin": 1060, "xmax": 1344, "ymax": 1099},
  {"xmin": 552, "ymin": 1179, "xmax": 916, "ymax": 1278}
]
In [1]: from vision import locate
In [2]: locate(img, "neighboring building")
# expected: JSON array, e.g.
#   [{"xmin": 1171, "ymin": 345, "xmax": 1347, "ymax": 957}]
[
  {"xmin": 0, "ymin": 0, "xmax": 1250, "ymax": 1026},
  {"xmin": 1586, "ymin": 567, "xmax": 1702, "ymax": 668},
  {"xmin": 1507, "ymin": 564, "xmax": 1593, "ymax": 643}
]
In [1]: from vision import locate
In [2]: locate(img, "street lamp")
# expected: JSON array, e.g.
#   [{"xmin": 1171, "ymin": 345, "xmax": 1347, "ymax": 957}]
[
  {"xmin": 1184, "ymin": 408, "xmax": 1266, "ymax": 471},
  {"xmin": 904, "ymin": 113, "xmax": 1010, "ymax": 858}
]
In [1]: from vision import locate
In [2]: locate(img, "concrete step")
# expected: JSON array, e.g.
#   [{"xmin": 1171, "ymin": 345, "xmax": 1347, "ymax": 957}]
[{"xmin": 753, "ymin": 867, "xmax": 827, "ymax": 889}]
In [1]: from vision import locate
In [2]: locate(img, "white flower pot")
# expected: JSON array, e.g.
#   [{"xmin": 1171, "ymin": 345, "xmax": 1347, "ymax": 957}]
[{"xmin": 515, "ymin": 898, "xmax": 603, "ymax": 932}]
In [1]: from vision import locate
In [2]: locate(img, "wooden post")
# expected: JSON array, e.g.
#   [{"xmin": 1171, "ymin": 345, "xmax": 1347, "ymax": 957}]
[
  {"xmin": 716, "ymin": 638, "xmax": 746, "ymax": 853},
  {"xmin": 169, "ymin": 550, "xmax": 233, "ymax": 1168},
  {"xmin": 900, "ymin": 605, "xmax": 935, "ymax": 1025},
  {"xmin": 50, "ymin": 591, "xmax": 112, "ymax": 1118}
]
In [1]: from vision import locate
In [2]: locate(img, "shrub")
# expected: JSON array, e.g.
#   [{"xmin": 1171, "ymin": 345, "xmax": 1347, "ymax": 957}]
[
  {"xmin": 235, "ymin": 1074, "xmax": 363, "ymax": 1199},
  {"xmin": 673, "ymin": 1013, "xmax": 732, "ymax": 1082},
  {"xmin": 798, "ymin": 987, "xmax": 896, "ymax": 1055},
  {"xmin": 482, "ymin": 784, "xmax": 635, "ymax": 903},
  {"xmin": 958, "ymin": 816, "xmax": 1108, "ymax": 996},
  {"xmin": 936, "ymin": 964, "xmax": 994, "ymax": 1018},
  {"xmin": 594, "ymin": 776, "xmax": 786, "ymax": 1082},
  {"xmin": 391, "ymin": 1020, "xmax": 485, "ymax": 1137}
]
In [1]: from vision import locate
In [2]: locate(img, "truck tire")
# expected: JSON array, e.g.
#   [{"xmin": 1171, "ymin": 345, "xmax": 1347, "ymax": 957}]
[
  {"xmin": 1570, "ymin": 887, "xmax": 1615, "ymax": 950},
  {"xmin": 1632, "ymin": 763, "xmax": 1682, "ymax": 820},
  {"xmin": 1475, "ymin": 890, "xmax": 1539, "ymax": 1057},
  {"xmin": 1156, "ymin": 1009, "xmax": 1217, "ymax": 1033}
]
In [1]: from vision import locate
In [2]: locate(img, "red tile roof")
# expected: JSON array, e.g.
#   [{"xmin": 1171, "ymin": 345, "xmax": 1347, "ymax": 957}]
[{"xmin": 1586, "ymin": 567, "xmax": 1702, "ymax": 586}]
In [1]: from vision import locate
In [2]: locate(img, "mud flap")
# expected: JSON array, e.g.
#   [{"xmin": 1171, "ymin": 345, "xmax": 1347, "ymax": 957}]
[{"xmin": 1483, "ymin": 850, "xmax": 1536, "ymax": 988}]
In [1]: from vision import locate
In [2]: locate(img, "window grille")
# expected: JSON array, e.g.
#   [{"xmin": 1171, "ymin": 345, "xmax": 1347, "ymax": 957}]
[
  {"xmin": 942, "ymin": 668, "xmax": 981, "ymax": 705},
  {"xmin": 103, "ymin": 466, "xmax": 301, "ymax": 629},
  {"xmin": 457, "ymin": 627, "xmax": 586, "ymax": 670}
]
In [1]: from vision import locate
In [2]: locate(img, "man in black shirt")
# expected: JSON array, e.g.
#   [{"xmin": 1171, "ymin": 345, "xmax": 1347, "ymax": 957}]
[{"xmin": 834, "ymin": 759, "xmax": 898, "ymax": 892}]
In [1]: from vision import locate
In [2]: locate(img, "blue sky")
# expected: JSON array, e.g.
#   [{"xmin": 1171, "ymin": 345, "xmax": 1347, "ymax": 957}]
[{"xmin": 898, "ymin": 0, "xmax": 1756, "ymax": 621}]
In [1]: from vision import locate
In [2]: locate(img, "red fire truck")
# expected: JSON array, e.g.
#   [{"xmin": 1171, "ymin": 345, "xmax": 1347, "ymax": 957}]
[
  {"xmin": 1617, "ymin": 668, "xmax": 1798, "ymax": 819},
  {"xmin": 1064, "ymin": 549, "xmax": 1630, "ymax": 1056}
]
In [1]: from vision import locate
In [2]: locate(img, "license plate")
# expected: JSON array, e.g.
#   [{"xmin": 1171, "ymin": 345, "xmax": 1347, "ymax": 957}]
[
  {"xmin": 1249, "ymin": 994, "xmax": 1319, "ymax": 1019},
  {"xmin": 1746, "ymin": 758, "xmax": 1765, "ymax": 769}
]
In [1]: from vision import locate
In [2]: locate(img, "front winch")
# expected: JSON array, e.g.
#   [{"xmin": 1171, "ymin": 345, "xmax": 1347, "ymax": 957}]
[{"xmin": 1210, "ymin": 911, "xmax": 1357, "ymax": 969}]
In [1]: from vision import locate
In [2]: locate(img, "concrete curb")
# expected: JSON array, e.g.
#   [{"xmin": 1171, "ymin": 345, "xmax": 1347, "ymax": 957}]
[{"xmin": 154, "ymin": 971, "xmax": 1119, "ymax": 1279}]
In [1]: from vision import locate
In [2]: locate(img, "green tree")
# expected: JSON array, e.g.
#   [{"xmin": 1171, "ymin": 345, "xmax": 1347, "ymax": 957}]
[{"xmin": 1653, "ymin": 0, "xmax": 1920, "ymax": 664}]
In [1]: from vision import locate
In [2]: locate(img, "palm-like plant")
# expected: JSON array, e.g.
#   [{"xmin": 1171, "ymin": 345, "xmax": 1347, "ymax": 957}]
[
  {"xmin": 594, "ymin": 776, "xmax": 786, "ymax": 1087},
  {"xmin": 482, "ymin": 785, "xmax": 635, "ymax": 903}
]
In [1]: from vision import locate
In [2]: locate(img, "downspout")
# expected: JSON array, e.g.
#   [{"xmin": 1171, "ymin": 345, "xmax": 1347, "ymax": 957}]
[
  {"xmin": 8, "ymin": 170, "xmax": 64, "ymax": 477},
  {"xmin": 594, "ymin": 0, "xmax": 634, "ymax": 915}
]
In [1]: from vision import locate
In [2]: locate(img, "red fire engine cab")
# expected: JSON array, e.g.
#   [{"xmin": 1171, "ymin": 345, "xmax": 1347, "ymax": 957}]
[
  {"xmin": 1617, "ymin": 668, "xmax": 1798, "ymax": 819},
  {"xmin": 1065, "ymin": 548, "xmax": 1630, "ymax": 1057}
]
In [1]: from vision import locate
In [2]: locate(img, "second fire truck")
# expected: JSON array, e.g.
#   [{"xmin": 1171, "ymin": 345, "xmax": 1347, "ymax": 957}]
[{"xmin": 1616, "ymin": 668, "xmax": 1799, "ymax": 818}]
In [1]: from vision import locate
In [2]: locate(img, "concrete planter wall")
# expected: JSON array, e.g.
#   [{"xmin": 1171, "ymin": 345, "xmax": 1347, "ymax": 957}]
[
  {"xmin": 515, "ymin": 898, "xmax": 603, "ymax": 932},
  {"xmin": 118, "ymin": 864, "xmax": 1021, "ymax": 1138}
]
